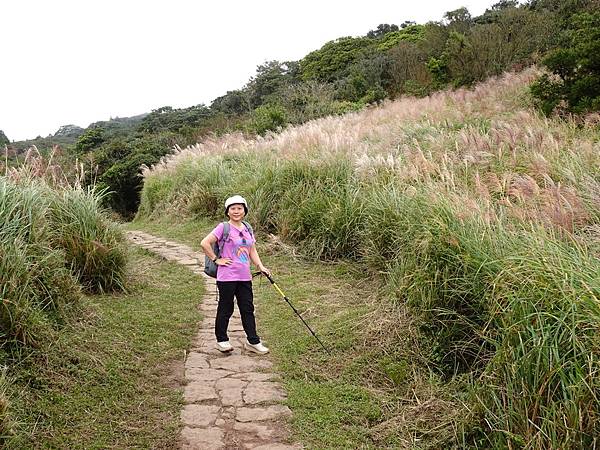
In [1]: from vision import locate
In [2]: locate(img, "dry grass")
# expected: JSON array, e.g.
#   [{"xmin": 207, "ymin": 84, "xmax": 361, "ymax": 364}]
[
  {"xmin": 144, "ymin": 67, "xmax": 599, "ymax": 237},
  {"xmin": 137, "ymin": 66, "xmax": 600, "ymax": 448},
  {"xmin": 145, "ymin": 69, "xmax": 539, "ymax": 167},
  {"xmin": 4, "ymin": 145, "xmax": 84, "ymax": 187}
]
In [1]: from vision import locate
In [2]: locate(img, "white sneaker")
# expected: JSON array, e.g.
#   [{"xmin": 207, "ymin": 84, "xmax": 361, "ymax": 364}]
[
  {"xmin": 245, "ymin": 340, "xmax": 269, "ymax": 355},
  {"xmin": 215, "ymin": 341, "xmax": 233, "ymax": 352}
]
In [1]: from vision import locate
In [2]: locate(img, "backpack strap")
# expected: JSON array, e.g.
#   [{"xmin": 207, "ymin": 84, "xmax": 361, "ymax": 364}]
[
  {"xmin": 242, "ymin": 221, "xmax": 254, "ymax": 238},
  {"xmin": 219, "ymin": 222, "xmax": 230, "ymax": 254}
]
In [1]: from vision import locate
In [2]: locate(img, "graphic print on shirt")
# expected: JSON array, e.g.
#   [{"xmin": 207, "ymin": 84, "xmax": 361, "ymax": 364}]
[{"xmin": 236, "ymin": 244, "xmax": 250, "ymax": 263}]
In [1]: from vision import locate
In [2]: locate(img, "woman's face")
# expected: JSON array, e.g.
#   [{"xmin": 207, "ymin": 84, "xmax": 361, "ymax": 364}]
[{"xmin": 228, "ymin": 204, "xmax": 246, "ymax": 220}]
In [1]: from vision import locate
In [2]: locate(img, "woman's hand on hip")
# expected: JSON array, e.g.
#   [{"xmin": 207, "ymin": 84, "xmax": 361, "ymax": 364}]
[{"xmin": 216, "ymin": 258, "xmax": 232, "ymax": 266}]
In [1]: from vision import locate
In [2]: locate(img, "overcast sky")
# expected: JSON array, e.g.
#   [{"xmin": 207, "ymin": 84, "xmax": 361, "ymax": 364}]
[{"xmin": 1, "ymin": 0, "xmax": 495, "ymax": 141}]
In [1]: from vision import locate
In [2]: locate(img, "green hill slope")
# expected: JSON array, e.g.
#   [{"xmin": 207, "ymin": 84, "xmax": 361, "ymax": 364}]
[{"xmin": 135, "ymin": 68, "xmax": 600, "ymax": 448}]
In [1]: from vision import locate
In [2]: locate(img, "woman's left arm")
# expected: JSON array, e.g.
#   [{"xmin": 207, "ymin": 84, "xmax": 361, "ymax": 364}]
[{"xmin": 249, "ymin": 244, "xmax": 271, "ymax": 276}]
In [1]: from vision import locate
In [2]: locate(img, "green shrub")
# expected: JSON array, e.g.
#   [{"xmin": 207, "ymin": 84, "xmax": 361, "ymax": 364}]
[
  {"xmin": 50, "ymin": 187, "xmax": 127, "ymax": 293},
  {"xmin": 474, "ymin": 228, "xmax": 600, "ymax": 448},
  {"xmin": 0, "ymin": 179, "xmax": 80, "ymax": 347},
  {"xmin": 300, "ymin": 36, "xmax": 375, "ymax": 82},
  {"xmin": 0, "ymin": 178, "xmax": 129, "ymax": 440},
  {"xmin": 376, "ymin": 25, "xmax": 425, "ymax": 51},
  {"xmin": 75, "ymin": 127, "xmax": 104, "ymax": 154},
  {"xmin": 188, "ymin": 185, "xmax": 222, "ymax": 219},
  {"xmin": 362, "ymin": 188, "xmax": 496, "ymax": 374},
  {"xmin": 0, "ymin": 131, "xmax": 9, "ymax": 147},
  {"xmin": 136, "ymin": 176, "xmax": 175, "ymax": 218},
  {"xmin": 257, "ymin": 159, "xmax": 364, "ymax": 259},
  {"xmin": 278, "ymin": 81, "xmax": 342, "ymax": 124},
  {"xmin": 251, "ymin": 104, "xmax": 288, "ymax": 135},
  {"xmin": 240, "ymin": 160, "xmax": 286, "ymax": 232},
  {"xmin": 136, "ymin": 155, "xmax": 236, "ymax": 221},
  {"xmin": 531, "ymin": 11, "xmax": 600, "ymax": 115},
  {"xmin": 360, "ymin": 185, "xmax": 600, "ymax": 446}
]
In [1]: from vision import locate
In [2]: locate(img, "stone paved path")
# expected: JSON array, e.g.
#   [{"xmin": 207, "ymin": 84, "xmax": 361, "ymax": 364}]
[{"xmin": 127, "ymin": 230, "xmax": 302, "ymax": 450}]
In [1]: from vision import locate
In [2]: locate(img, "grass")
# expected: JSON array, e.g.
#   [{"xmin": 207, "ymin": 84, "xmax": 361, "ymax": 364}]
[
  {"xmin": 5, "ymin": 248, "xmax": 203, "ymax": 448},
  {"xmin": 253, "ymin": 254, "xmax": 385, "ymax": 449},
  {"xmin": 0, "ymin": 178, "xmax": 80, "ymax": 350},
  {"xmin": 50, "ymin": 187, "xmax": 127, "ymax": 293},
  {"xmin": 0, "ymin": 177, "xmax": 128, "ymax": 354},
  {"xmin": 129, "ymin": 217, "xmax": 465, "ymax": 449},
  {"xmin": 132, "ymin": 69, "xmax": 600, "ymax": 447}
]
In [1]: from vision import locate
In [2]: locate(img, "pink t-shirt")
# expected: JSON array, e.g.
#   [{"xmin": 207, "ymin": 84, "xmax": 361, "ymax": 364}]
[{"xmin": 211, "ymin": 222, "xmax": 255, "ymax": 282}]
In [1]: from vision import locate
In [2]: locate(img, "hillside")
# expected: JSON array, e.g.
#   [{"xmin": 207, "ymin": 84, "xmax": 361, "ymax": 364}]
[
  {"xmin": 5, "ymin": 114, "xmax": 148, "ymax": 154},
  {"xmin": 135, "ymin": 68, "xmax": 600, "ymax": 448},
  {"xmin": 140, "ymin": 66, "xmax": 600, "ymax": 235},
  {"xmin": 8, "ymin": 1, "xmax": 597, "ymax": 218}
]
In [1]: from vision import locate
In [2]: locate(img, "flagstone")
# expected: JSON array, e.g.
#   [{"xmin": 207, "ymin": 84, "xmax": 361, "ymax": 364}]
[
  {"xmin": 247, "ymin": 444, "xmax": 302, "ymax": 450},
  {"xmin": 243, "ymin": 381, "xmax": 287, "ymax": 405},
  {"xmin": 210, "ymin": 354, "xmax": 272, "ymax": 372},
  {"xmin": 181, "ymin": 426, "xmax": 225, "ymax": 450},
  {"xmin": 233, "ymin": 422, "xmax": 276, "ymax": 440},
  {"xmin": 185, "ymin": 352, "xmax": 209, "ymax": 369},
  {"xmin": 236, "ymin": 405, "xmax": 292, "ymax": 422},
  {"xmin": 181, "ymin": 404, "xmax": 220, "ymax": 427},
  {"xmin": 186, "ymin": 368, "xmax": 233, "ymax": 382},
  {"xmin": 184, "ymin": 383, "xmax": 219, "ymax": 403},
  {"xmin": 231, "ymin": 372, "xmax": 276, "ymax": 382}
]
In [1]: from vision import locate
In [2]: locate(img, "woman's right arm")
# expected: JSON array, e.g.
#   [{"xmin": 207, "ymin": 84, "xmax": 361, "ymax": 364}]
[
  {"xmin": 200, "ymin": 233, "xmax": 218, "ymax": 261},
  {"xmin": 201, "ymin": 233, "xmax": 232, "ymax": 266}
]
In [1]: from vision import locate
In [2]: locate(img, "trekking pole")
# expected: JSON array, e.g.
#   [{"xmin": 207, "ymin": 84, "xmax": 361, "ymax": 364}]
[{"xmin": 255, "ymin": 271, "xmax": 330, "ymax": 355}]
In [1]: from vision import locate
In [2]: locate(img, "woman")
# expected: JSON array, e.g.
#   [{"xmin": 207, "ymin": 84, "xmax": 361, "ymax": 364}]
[{"xmin": 200, "ymin": 195, "xmax": 271, "ymax": 354}]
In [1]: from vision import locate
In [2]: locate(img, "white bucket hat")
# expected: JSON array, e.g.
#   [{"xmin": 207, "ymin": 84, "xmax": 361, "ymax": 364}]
[{"xmin": 224, "ymin": 195, "xmax": 248, "ymax": 216}]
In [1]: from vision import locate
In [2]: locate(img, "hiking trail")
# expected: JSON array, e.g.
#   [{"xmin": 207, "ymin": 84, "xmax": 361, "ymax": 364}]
[{"xmin": 127, "ymin": 230, "xmax": 301, "ymax": 450}]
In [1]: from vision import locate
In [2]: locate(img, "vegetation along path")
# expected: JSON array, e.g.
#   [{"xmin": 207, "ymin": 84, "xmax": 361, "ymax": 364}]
[{"xmin": 127, "ymin": 230, "xmax": 301, "ymax": 450}]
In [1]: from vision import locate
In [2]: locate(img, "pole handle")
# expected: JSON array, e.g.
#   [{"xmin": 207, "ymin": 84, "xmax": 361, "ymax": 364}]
[{"xmin": 254, "ymin": 270, "xmax": 275, "ymax": 284}]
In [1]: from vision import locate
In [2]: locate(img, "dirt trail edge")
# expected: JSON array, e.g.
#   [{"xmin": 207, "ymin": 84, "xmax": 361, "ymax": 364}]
[{"xmin": 127, "ymin": 231, "xmax": 302, "ymax": 450}]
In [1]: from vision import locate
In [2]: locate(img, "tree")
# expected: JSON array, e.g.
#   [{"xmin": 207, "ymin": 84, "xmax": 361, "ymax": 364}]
[
  {"xmin": 387, "ymin": 41, "xmax": 432, "ymax": 95},
  {"xmin": 367, "ymin": 24, "xmax": 399, "ymax": 39},
  {"xmin": 99, "ymin": 152, "xmax": 158, "ymax": 217},
  {"xmin": 444, "ymin": 7, "xmax": 473, "ymax": 33},
  {"xmin": 418, "ymin": 22, "xmax": 450, "ymax": 59},
  {"xmin": 376, "ymin": 25, "xmax": 425, "ymax": 51},
  {"xmin": 245, "ymin": 60, "xmax": 299, "ymax": 109},
  {"xmin": 300, "ymin": 37, "xmax": 375, "ymax": 82},
  {"xmin": 75, "ymin": 127, "xmax": 105, "ymax": 153},
  {"xmin": 277, "ymin": 81, "xmax": 339, "ymax": 124},
  {"xmin": 492, "ymin": 0, "xmax": 519, "ymax": 9},
  {"xmin": 93, "ymin": 133, "xmax": 177, "ymax": 217},
  {"xmin": 430, "ymin": 6, "xmax": 555, "ymax": 88},
  {"xmin": 0, "ymin": 130, "xmax": 9, "ymax": 146},
  {"xmin": 138, "ymin": 105, "xmax": 211, "ymax": 133},
  {"xmin": 476, "ymin": 0, "xmax": 520, "ymax": 24},
  {"xmin": 335, "ymin": 51, "xmax": 392, "ymax": 102},
  {"xmin": 527, "ymin": 0, "xmax": 599, "ymax": 14},
  {"xmin": 531, "ymin": 11, "xmax": 600, "ymax": 114},
  {"xmin": 251, "ymin": 104, "xmax": 288, "ymax": 135},
  {"xmin": 211, "ymin": 90, "xmax": 251, "ymax": 115}
]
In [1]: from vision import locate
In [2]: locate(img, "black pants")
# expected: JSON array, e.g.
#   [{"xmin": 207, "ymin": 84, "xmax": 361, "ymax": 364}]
[{"xmin": 216, "ymin": 281, "xmax": 260, "ymax": 345}]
